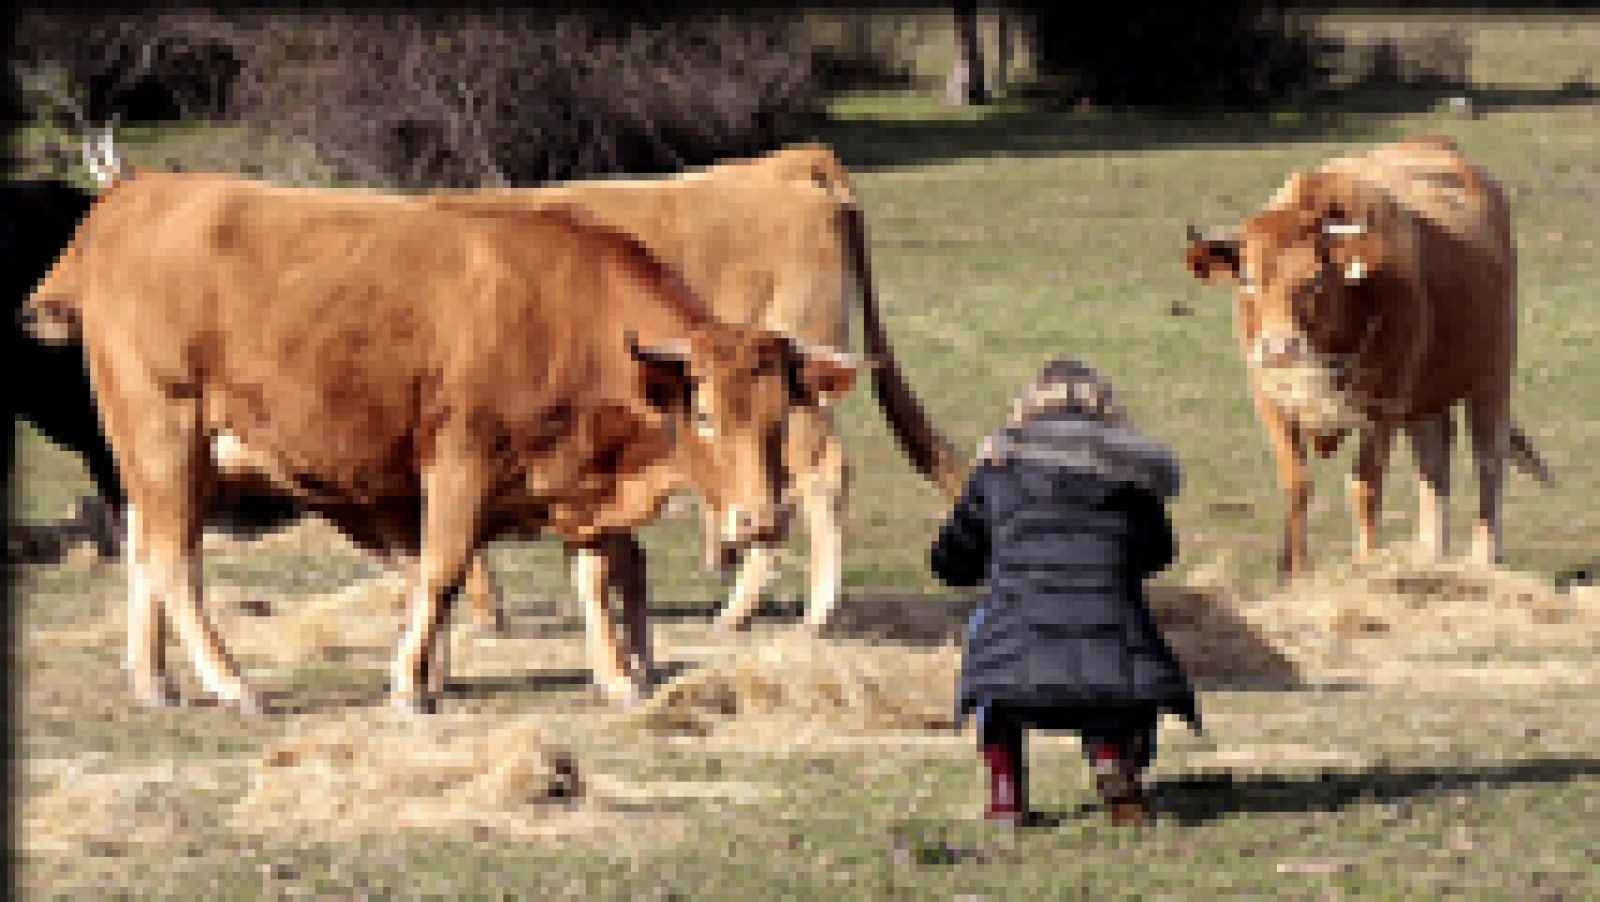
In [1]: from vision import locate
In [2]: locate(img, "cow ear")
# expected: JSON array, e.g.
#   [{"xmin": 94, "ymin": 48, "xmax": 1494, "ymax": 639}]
[
  {"xmin": 786, "ymin": 340, "xmax": 864, "ymax": 408},
  {"xmin": 589, "ymin": 402, "xmax": 671, "ymax": 474},
  {"xmin": 1184, "ymin": 224, "xmax": 1242, "ymax": 284},
  {"xmin": 626, "ymin": 330, "xmax": 693, "ymax": 412}
]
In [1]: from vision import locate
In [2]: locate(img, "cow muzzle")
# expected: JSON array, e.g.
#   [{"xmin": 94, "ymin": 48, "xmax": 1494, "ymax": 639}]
[{"xmin": 1252, "ymin": 330, "xmax": 1312, "ymax": 369}]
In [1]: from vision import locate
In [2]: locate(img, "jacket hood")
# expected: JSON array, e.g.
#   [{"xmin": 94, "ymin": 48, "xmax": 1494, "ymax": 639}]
[{"xmin": 983, "ymin": 411, "xmax": 1182, "ymax": 500}]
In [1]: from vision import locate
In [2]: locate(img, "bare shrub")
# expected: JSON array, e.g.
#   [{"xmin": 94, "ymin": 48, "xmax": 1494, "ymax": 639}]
[
  {"xmin": 14, "ymin": 10, "xmax": 240, "ymax": 125},
  {"xmin": 206, "ymin": 11, "xmax": 820, "ymax": 189}
]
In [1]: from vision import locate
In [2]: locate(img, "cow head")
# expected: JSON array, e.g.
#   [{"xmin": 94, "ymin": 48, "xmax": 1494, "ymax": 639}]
[
  {"xmin": 628, "ymin": 326, "xmax": 860, "ymax": 549},
  {"xmin": 1185, "ymin": 172, "xmax": 1404, "ymax": 429}
]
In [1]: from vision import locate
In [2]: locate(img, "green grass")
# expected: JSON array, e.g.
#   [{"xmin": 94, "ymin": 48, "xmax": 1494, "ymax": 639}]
[{"xmin": 12, "ymin": 13, "xmax": 1600, "ymax": 898}]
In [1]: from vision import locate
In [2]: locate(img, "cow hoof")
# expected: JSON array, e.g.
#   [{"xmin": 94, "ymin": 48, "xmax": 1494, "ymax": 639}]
[
  {"xmin": 235, "ymin": 690, "xmax": 273, "ymax": 717},
  {"xmin": 714, "ymin": 615, "xmax": 753, "ymax": 634},
  {"xmin": 135, "ymin": 685, "xmax": 182, "ymax": 710},
  {"xmin": 389, "ymin": 692, "xmax": 436, "ymax": 716},
  {"xmin": 474, "ymin": 614, "xmax": 509, "ymax": 635},
  {"xmin": 602, "ymin": 682, "xmax": 647, "ymax": 709}
]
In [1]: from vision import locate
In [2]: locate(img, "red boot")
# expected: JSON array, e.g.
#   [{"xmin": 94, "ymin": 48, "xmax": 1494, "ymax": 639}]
[{"xmin": 982, "ymin": 742, "xmax": 1028, "ymax": 825}]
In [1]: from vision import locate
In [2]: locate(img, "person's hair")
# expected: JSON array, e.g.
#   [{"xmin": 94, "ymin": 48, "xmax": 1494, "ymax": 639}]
[{"xmin": 1009, "ymin": 358, "xmax": 1128, "ymax": 427}]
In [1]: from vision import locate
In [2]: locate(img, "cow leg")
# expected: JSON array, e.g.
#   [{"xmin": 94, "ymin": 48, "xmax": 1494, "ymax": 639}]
[
  {"xmin": 571, "ymin": 534, "xmax": 650, "ymax": 705},
  {"xmin": 716, "ymin": 547, "xmax": 776, "ymax": 631},
  {"xmin": 1405, "ymin": 411, "xmax": 1454, "ymax": 561},
  {"xmin": 123, "ymin": 504, "xmax": 177, "ymax": 708},
  {"xmin": 1257, "ymin": 396, "xmax": 1312, "ymax": 577},
  {"xmin": 801, "ymin": 430, "xmax": 849, "ymax": 630},
  {"xmin": 1465, "ymin": 391, "xmax": 1510, "ymax": 568},
  {"xmin": 464, "ymin": 551, "xmax": 507, "ymax": 633},
  {"xmin": 124, "ymin": 413, "xmax": 262, "ymax": 714},
  {"xmin": 390, "ymin": 459, "xmax": 485, "ymax": 715},
  {"xmin": 1348, "ymin": 423, "xmax": 1396, "ymax": 562},
  {"xmin": 611, "ymin": 533, "xmax": 654, "ymax": 689}
]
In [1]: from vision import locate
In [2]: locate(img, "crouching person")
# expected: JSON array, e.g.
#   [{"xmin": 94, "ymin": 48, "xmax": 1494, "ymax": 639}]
[{"xmin": 931, "ymin": 359, "xmax": 1201, "ymax": 827}]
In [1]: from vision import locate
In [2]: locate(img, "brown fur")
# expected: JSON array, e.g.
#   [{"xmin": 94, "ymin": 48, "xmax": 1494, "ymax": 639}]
[
  {"xmin": 1186, "ymin": 136, "xmax": 1549, "ymax": 576},
  {"xmin": 26, "ymin": 169, "xmax": 860, "ymax": 713}
]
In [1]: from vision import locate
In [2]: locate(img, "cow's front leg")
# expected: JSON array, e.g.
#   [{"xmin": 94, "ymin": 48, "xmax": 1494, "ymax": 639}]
[
  {"xmin": 1258, "ymin": 396, "xmax": 1312, "ymax": 578},
  {"xmin": 571, "ymin": 533, "xmax": 650, "ymax": 705},
  {"xmin": 1349, "ymin": 422, "xmax": 1396, "ymax": 561},
  {"xmin": 390, "ymin": 456, "xmax": 484, "ymax": 715}
]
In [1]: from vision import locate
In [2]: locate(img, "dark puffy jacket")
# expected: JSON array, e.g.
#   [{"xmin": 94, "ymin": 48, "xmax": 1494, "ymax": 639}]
[{"xmin": 931, "ymin": 415, "xmax": 1199, "ymax": 731}]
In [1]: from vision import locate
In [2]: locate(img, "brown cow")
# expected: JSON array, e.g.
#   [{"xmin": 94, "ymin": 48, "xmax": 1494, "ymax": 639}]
[
  {"xmin": 1185, "ymin": 135, "xmax": 1551, "ymax": 576},
  {"xmin": 428, "ymin": 143, "xmax": 966, "ymax": 631},
  {"xmin": 23, "ymin": 164, "xmax": 860, "ymax": 714}
]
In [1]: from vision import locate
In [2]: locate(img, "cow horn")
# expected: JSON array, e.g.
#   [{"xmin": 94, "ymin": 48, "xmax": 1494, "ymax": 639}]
[
  {"xmin": 82, "ymin": 137, "xmax": 107, "ymax": 186},
  {"xmin": 784, "ymin": 337, "xmax": 868, "ymax": 372},
  {"xmin": 99, "ymin": 127, "xmax": 119, "ymax": 174},
  {"xmin": 1187, "ymin": 223, "xmax": 1240, "ymax": 245},
  {"xmin": 625, "ymin": 330, "xmax": 691, "ymax": 365},
  {"xmin": 1324, "ymin": 221, "xmax": 1367, "ymax": 237}
]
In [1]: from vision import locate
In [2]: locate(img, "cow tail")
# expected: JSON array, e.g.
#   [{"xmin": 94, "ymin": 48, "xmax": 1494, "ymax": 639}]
[
  {"xmin": 1508, "ymin": 422, "xmax": 1554, "ymax": 486},
  {"xmin": 839, "ymin": 201, "xmax": 969, "ymax": 501}
]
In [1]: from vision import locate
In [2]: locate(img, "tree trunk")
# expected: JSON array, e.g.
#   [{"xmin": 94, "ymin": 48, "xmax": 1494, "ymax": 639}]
[
  {"xmin": 993, "ymin": 8, "xmax": 1012, "ymax": 96},
  {"xmin": 944, "ymin": 0, "xmax": 988, "ymax": 106}
]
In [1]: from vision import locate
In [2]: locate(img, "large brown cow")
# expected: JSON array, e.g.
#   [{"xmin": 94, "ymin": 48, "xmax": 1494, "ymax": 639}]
[
  {"xmin": 428, "ymin": 144, "xmax": 967, "ymax": 631},
  {"xmin": 1185, "ymin": 135, "xmax": 1551, "ymax": 576},
  {"xmin": 23, "ymin": 163, "xmax": 860, "ymax": 714}
]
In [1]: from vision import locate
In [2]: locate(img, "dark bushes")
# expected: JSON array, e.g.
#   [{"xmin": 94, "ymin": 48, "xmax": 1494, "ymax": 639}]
[{"xmin": 1020, "ymin": 4, "xmax": 1342, "ymax": 108}]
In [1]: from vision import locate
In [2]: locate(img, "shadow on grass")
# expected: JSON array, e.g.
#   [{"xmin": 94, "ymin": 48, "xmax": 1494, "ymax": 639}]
[
  {"xmin": 806, "ymin": 84, "xmax": 1600, "ymax": 173},
  {"xmin": 1144, "ymin": 755, "xmax": 1600, "ymax": 825}
]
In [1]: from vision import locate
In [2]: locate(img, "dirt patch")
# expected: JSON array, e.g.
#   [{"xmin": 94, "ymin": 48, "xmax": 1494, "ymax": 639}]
[{"xmin": 616, "ymin": 632, "xmax": 960, "ymax": 738}]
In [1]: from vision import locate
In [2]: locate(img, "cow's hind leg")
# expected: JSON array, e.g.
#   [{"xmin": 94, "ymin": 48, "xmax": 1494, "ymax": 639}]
[
  {"xmin": 390, "ymin": 458, "xmax": 486, "ymax": 714},
  {"xmin": 128, "ymin": 414, "xmax": 261, "ymax": 713},
  {"xmin": 123, "ymin": 504, "xmax": 177, "ymax": 708},
  {"xmin": 1405, "ymin": 410, "xmax": 1454, "ymax": 561},
  {"xmin": 1465, "ymin": 391, "xmax": 1511, "ymax": 568},
  {"xmin": 612, "ymin": 533, "xmax": 654, "ymax": 690},
  {"xmin": 464, "ymin": 551, "xmax": 507, "ymax": 633},
  {"xmin": 1349, "ymin": 423, "xmax": 1396, "ymax": 562}
]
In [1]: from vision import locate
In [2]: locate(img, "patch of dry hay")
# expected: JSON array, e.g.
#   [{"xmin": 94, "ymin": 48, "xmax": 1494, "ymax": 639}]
[
  {"xmin": 618, "ymin": 632, "xmax": 960, "ymax": 738},
  {"xmin": 24, "ymin": 575, "xmax": 408, "ymax": 667},
  {"xmin": 20, "ymin": 758, "xmax": 237, "ymax": 856},
  {"xmin": 1187, "ymin": 546, "xmax": 1600, "ymax": 680},
  {"xmin": 231, "ymin": 719, "xmax": 766, "ymax": 847},
  {"xmin": 233, "ymin": 720, "xmax": 583, "ymax": 842}
]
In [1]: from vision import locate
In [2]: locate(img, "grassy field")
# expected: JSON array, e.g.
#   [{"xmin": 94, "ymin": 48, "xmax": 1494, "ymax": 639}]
[{"xmin": 11, "ymin": 14, "xmax": 1600, "ymax": 898}]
